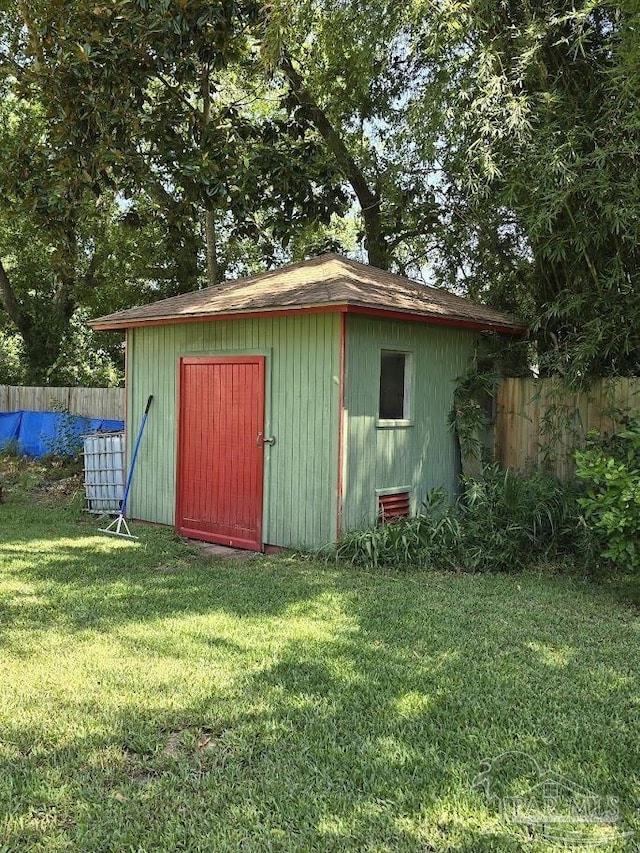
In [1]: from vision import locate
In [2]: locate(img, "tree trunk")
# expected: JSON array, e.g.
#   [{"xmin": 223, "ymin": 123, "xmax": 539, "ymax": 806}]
[
  {"xmin": 200, "ymin": 63, "xmax": 219, "ymax": 287},
  {"xmin": 204, "ymin": 208, "xmax": 218, "ymax": 287},
  {"xmin": 362, "ymin": 213, "xmax": 389, "ymax": 270},
  {"xmin": 0, "ymin": 259, "xmax": 29, "ymax": 337}
]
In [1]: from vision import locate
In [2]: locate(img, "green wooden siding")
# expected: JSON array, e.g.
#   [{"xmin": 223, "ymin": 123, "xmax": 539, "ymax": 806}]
[
  {"xmin": 126, "ymin": 314, "xmax": 340, "ymax": 549},
  {"xmin": 343, "ymin": 315, "xmax": 477, "ymax": 530}
]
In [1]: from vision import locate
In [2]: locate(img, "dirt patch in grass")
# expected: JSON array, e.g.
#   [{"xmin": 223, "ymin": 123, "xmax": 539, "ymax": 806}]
[
  {"xmin": 116, "ymin": 726, "xmax": 232, "ymax": 789},
  {"xmin": 189, "ymin": 540, "xmax": 260, "ymax": 561},
  {"xmin": 123, "ymin": 763, "xmax": 165, "ymax": 786},
  {"xmin": 1, "ymin": 452, "xmax": 83, "ymax": 494},
  {"xmin": 0, "ymin": 452, "xmax": 84, "ymax": 511},
  {"xmin": 162, "ymin": 730, "xmax": 184, "ymax": 759},
  {"xmin": 31, "ymin": 474, "xmax": 84, "ymax": 504}
]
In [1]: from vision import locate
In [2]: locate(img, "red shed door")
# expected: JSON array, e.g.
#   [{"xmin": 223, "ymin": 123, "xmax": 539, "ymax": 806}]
[{"xmin": 177, "ymin": 356, "xmax": 265, "ymax": 551}]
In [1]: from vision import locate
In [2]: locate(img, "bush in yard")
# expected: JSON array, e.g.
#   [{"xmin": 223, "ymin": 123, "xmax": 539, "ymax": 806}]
[
  {"xmin": 574, "ymin": 421, "xmax": 640, "ymax": 572},
  {"xmin": 43, "ymin": 401, "xmax": 87, "ymax": 460},
  {"xmin": 455, "ymin": 465, "xmax": 578, "ymax": 572},
  {"xmin": 337, "ymin": 467, "xmax": 578, "ymax": 572}
]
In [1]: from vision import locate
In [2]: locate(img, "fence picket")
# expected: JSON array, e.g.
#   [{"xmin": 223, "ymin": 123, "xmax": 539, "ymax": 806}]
[
  {"xmin": 0, "ymin": 385, "xmax": 124, "ymax": 421},
  {"xmin": 494, "ymin": 377, "xmax": 640, "ymax": 478}
]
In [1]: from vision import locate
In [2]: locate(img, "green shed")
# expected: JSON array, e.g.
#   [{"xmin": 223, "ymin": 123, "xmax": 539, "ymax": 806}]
[{"xmin": 91, "ymin": 254, "xmax": 523, "ymax": 551}]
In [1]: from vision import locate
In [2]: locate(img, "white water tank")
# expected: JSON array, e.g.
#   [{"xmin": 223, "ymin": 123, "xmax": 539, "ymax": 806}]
[{"xmin": 83, "ymin": 432, "xmax": 125, "ymax": 514}]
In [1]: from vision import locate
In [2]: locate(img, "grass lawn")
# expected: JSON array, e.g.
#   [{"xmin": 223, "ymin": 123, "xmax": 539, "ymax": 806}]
[{"xmin": 0, "ymin": 463, "xmax": 638, "ymax": 851}]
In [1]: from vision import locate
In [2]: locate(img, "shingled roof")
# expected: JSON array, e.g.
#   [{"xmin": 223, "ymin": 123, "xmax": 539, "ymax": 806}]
[{"xmin": 90, "ymin": 253, "xmax": 525, "ymax": 334}]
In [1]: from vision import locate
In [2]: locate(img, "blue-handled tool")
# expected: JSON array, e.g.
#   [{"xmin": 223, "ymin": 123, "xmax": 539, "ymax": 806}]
[{"xmin": 100, "ymin": 394, "xmax": 153, "ymax": 540}]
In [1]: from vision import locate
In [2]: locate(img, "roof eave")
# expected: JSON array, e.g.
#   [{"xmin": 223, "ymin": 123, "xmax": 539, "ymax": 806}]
[
  {"xmin": 343, "ymin": 304, "xmax": 526, "ymax": 335},
  {"xmin": 89, "ymin": 303, "xmax": 344, "ymax": 331},
  {"xmin": 89, "ymin": 302, "xmax": 526, "ymax": 335}
]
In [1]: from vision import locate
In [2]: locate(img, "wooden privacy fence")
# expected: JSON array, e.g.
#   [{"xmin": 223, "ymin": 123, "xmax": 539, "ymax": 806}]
[
  {"xmin": 494, "ymin": 377, "xmax": 640, "ymax": 479},
  {"xmin": 0, "ymin": 385, "xmax": 125, "ymax": 421}
]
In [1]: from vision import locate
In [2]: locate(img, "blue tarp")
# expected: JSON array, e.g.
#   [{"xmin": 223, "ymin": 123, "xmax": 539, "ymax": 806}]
[
  {"xmin": 0, "ymin": 412, "xmax": 22, "ymax": 447},
  {"xmin": 0, "ymin": 410, "xmax": 124, "ymax": 457}
]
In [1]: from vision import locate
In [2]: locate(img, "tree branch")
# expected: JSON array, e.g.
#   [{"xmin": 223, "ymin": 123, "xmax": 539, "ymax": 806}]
[
  {"xmin": 155, "ymin": 71, "xmax": 200, "ymax": 116},
  {"xmin": 50, "ymin": 215, "xmax": 79, "ymax": 321},
  {"xmin": 17, "ymin": 1, "xmax": 45, "ymax": 68},
  {"xmin": 279, "ymin": 55, "xmax": 389, "ymax": 269},
  {"xmin": 81, "ymin": 250, "xmax": 102, "ymax": 291},
  {"xmin": 280, "ymin": 56, "xmax": 376, "ymax": 209},
  {"xmin": 201, "ymin": 62, "xmax": 218, "ymax": 287}
]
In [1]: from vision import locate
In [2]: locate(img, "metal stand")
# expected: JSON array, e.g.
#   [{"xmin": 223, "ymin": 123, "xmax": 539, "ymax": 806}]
[{"xmin": 100, "ymin": 513, "xmax": 136, "ymax": 540}]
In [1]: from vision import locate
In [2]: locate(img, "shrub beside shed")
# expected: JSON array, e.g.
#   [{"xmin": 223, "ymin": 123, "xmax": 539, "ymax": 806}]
[{"xmin": 90, "ymin": 254, "xmax": 524, "ymax": 551}]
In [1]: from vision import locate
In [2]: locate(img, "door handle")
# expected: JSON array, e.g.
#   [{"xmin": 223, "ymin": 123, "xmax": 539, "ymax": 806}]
[{"xmin": 256, "ymin": 432, "xmax": 276, "ymax": 446}]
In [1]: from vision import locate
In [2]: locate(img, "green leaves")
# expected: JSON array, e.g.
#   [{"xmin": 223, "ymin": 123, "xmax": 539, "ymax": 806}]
[
  {"xmin": 2, "ymin": 0, "xmax": 639, "ymax": 382},
  {"xmin": 575, "ymin": 422, "xmax": 640, "ymax": 571},
  {"xmin": 0, "ymin": 0, "xmax": 354, "ymax": 377},
  {"xmin": 416, "ymin": 0, "xmax": 640, "ymax": 380},
  {"xmin": 337, "ymin": 466, "xmax": 578, "ymax": 573}
]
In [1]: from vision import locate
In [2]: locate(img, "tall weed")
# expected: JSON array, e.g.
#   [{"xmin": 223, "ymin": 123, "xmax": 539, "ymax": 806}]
[{"xmin": 336, "ymin": 468, "xmax": 579, "ymax": 572}]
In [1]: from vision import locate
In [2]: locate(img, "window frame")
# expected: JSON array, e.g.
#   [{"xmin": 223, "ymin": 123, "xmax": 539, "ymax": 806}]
[{"xmin": 376, "ymin": 348, "xmax": 413, "ymax": 428}]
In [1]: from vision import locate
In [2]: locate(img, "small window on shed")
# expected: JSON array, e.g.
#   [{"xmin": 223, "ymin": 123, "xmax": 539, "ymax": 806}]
[
  {"xmin": 378, "ymin": 491, "xmax": 411, "ymax": 524},
  {"xmin": 379, "ymin": 350, "xmax": 409, "ymax": 420}
]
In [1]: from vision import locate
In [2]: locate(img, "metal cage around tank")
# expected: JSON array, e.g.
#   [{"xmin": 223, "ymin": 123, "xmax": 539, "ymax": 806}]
[{"xmin": 83, "ymin": 431, "xmax": 125, "ymax": 514}]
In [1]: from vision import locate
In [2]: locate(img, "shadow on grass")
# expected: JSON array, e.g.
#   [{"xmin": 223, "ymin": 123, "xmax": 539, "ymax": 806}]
[
  {"xmin": 0, "ymin": 529, "xmax": 335, "ymax": 636},
  {"xmin": 0, "ymin": 507, "xmax": 638, "ymax": 850},
  {"xmin": 1, "ymin": 608, "xmax": 637, "ymax": 851}
]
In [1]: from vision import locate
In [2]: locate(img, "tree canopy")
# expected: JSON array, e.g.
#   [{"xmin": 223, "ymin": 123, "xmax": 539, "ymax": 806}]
[
  {"xmin": 416, "ymin": 0, "xmax": 640, "ymax": 381},
  {"xmin": 0, "ymin": 0, "xmax": 638, "ymax": 384},
  {"xmin": 0, "ymin": 0, "xmax": 349, "ymax": 382}
]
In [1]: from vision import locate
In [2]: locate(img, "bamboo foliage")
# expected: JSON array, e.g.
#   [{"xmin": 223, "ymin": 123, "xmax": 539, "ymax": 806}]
[{"xmin": 495, "ymin": 378, "xmax": 640, "ymax": 479}]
